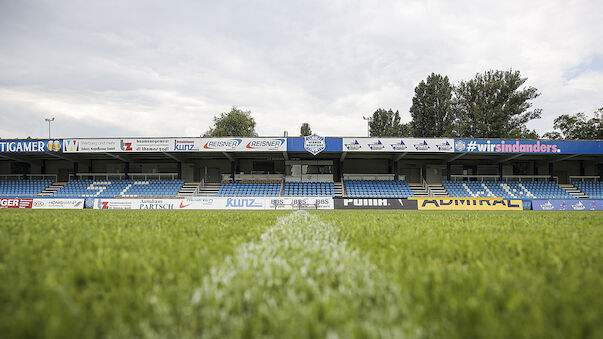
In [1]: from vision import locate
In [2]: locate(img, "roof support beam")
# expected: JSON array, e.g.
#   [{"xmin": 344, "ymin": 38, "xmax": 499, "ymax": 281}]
[
  {"xmin": 162, "ymin": 152, "xmax": 182, "ymax": 162},
  {"xmin": 448, "ymin": 153, "xmax": 466, "ymax": 162},
  {"xmin": 340, "ymin": 152, "xmax": 347, "ymax": 162},
  {"xmin": 45, "ymin": 152, "xmax": 77, "ymax": 162},
  {"xmin": 282, "ymin": 151, "xmax": 288, "ymax": 161},
  {"xmin": 551, "ymin": 154, "xmax": 581, "ymax": 163},
  {"xmin": 222, "ymin": 152, "xmax": 234, "ymax": 162},
  {"xmin": 0, "ymin": 153, "xmax": 31, "ymax": 163},
  {"xmin": 105, "ymin": 152, "xmax": 130, "ymax": 162},
  {"xmin": 394, "ymin": 152, "xmax": 408, "ymax": 161},
  {"xmin": 498, "ymin": 153, "xmax": 524, "ymax": 163}
]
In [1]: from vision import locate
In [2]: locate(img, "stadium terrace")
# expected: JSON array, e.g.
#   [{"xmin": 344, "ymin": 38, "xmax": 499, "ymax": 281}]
[{"xmin": 0, "ymin": 136, "xmax": 601, "ymax": 211}]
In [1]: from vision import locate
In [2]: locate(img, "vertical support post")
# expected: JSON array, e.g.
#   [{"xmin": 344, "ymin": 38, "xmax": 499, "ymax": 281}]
[
  {"xmin": 42, "ymin": 159, "xmax": 46, "ymax": 175},
  {"xmin": 548, "ymin": 162, "xmax": 554, "ymax": 181},
  {"xmin": 177, "ymin": 162, "xmax": 182, "ymax": 180},
  {"xmin": 446, "ymin": 162, "xmax": 451, "ymax": 181},
  {"xmin": 499, "ymin": 163, "xmax": 503, "ymax": 181},
  {"xmin": 73, "ymin": 162, "xmax": 79, "ymax": 178},
  {"xmin": 579, "ymin": 160, "xmax": 584, "ymax": 176},
  {"xmin": 230, "ymin": 160, "xmax": 236, "ymax": 182},
  {"xmin": 124, "ymin": 162, "xmax": 130, "ymax": 180},
  {"xmin": 394, "ymin": 160, "xmax": 399, "ymax": 181}
]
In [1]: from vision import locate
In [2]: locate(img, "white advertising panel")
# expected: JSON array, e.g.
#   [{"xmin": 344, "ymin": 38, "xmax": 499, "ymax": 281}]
[
  {"xmin": 32, "ymin": 199, "xmax": 85, "ymax": 209},
  {"xmin": 267, "ymin": 197, "xmax": 334, "ymax": 210},
  {"xmin": 342, "ymin": 138, "xmax": 454, "ymax": 152},
  {"xmin": 63, "ymin": 139, "xmax": 122, "ymax": 153},
  {"xmin": 194, "ymin": 138, "xmax": 287, "ymax": 152},
  {"xmin": 94, "ymin": 197, "xmax": 334, "ymax": 210},
  {"xmin": 65, "ymin": 138, "xmax": 287, "ymax": 153}
]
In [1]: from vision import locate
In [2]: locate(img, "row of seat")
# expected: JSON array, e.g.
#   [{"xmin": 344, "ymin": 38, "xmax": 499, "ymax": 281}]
[
  {"xmin": 1, "ymin": 179, "xmax": 602, "ymax": 199},
  {"xmin": 0, "ymin": 180, "xmax": 53, "ymax": 197},
  {"xmin": 573, "ymin": 182, "xmax": 603, "ymax": 199},
  {"xmin": 443, "ymin": 181, "xmax": 573, "ymax": 199},
  {"xmin": 345, "ymin": 179, "xmax": 414, "ymax": 198},
  {"xmin": 218, "ymin": 182, "xmax": 281, "ymax": 197},
  {"xmin": 54, "ymin": 180, "xmax": 185, "ymax": 198}
]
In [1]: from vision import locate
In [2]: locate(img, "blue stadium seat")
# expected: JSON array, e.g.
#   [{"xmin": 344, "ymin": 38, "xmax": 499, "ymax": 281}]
[
  {"xmin": 0, "ymin": 179, "xmax": 53, "ymax": 198},
  {"xmin": 284, "ymin": 181, "xmax": 334, "ymax": 197},
  {"xmin": 442, "ymin": 180, "xmax": 574, "ymax": 199},
  {"xmin": 573, "ymin": 182, "xmax": 603, "ymax": 199},
  {"xmin": 217, "ymin": 182, "xmax": 282, "ymax": 197},
  {"xmin": 51, "ymin": 179, "xmax": 185, "ymax": 198},
  {"xmin": 344, "ymin": 179, "xmax": 414, "ymax": 198}
]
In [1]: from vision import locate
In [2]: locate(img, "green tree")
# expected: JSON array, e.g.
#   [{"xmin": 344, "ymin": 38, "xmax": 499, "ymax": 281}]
[
  {"xmin": 300, "ymin": 123, "xmax": 312, "ymax": 136},
  {"xmin": 409, "ymin": 73, "xmax": 453, "ymax": 137},
  {"xmin": 542, "ymin": 108, "xmax": 603, "ymax": 140},
  {"xmin": 368, "ymin": 109, "xmax": 410, "ymax": 137},
  {"xmin": 453, "ymin": 70, "xmax": 541, "ymax": 138},
  {"xmin": 204, "ymin": 107, "xmax": 257, "ymax": 137}
]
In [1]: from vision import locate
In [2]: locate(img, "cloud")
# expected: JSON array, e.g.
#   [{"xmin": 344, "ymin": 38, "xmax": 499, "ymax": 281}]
[{"xmin": 0, "ymin": 0, "xmax": 602, "ymax": 138}]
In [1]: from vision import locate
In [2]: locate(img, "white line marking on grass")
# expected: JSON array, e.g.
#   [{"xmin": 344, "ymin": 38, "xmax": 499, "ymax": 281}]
[{"xmin": 190, "ymin": 210, "xmax": 411, "ymax": 338}]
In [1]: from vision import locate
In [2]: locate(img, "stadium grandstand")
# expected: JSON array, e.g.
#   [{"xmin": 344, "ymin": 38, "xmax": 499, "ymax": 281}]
[{"xmin": 0, "ymin": 136, "xmax": 601, "ymax": 209}]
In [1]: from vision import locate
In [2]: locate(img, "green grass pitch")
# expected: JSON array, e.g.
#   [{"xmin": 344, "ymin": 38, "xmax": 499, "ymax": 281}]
[{"xmin": 1, "ymin": 210, "xmax": 602, "ymax": 338}]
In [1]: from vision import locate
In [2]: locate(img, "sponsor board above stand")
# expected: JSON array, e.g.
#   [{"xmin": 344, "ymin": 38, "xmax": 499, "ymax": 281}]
[
  {"xmin": 0, "ymin": 140, "xmax": 62, "ymax": 153},
  {"xmin": 532, "ymin": 199, "xmax": 603, "ymax": 211},
  {"xmin": 342, "ymin": 138, "xmax": 454, "ymax": 153},
  {"xmin": 454, "ymin": 139, "xmax": 603, "ymax": 154},
  {"xmin": 94, "ymin": 197, "xmax": 335, "ymax": 210},
  {"xmin": 64, "ymin": 138, "xmax": 287, "ymax": 153},
  {"xmin": 334, "ymin": 198, "xmax": 418, "ymax": 209},
  {"xmin": 411, "ymin": 197, "xmax": 523, "ymax": 210}
]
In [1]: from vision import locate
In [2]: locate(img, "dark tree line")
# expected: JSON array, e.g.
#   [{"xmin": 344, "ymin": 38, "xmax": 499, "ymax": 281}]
[{"xmin": 369, "ymin": 70, "xmax": 542, "ymax": 139}]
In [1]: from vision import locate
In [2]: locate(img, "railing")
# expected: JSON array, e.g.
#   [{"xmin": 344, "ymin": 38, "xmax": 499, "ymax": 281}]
[
  {"xmin": 71, "ymin": 173, "xmax": 179, "ymax": 180},
  {"xmin": 569, "ymin": 175, "xmax": 601, "ymax": 182},
  {"xmin": 343, "ymin": 174, "xmax": 396, "ymax": 181},
  {"xmin": 0, "ymin": 174, "xmax": 57, "ymax": 180},
  {"xmin": 450, "ymin": 174, "xmax": 558, "ymax": 183},
  {"xmin": 194, "ymin": 179, "xmax": 204, "ymax": 196},
  {"xmin": 422, "ymin": 177, "xmax": 432, "ymax": 196}
]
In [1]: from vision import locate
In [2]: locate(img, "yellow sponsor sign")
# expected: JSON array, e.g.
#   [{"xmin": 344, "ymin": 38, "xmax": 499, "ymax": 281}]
[{"xmin": 411, "ymin": 197, "xmax": 523, "ymax": 210}]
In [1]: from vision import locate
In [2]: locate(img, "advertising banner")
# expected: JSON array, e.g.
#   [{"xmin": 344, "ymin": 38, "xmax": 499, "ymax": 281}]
[
  {"xmin": 94, "ymin": 197, "xmax": 335, "ymax": 210},
  {"xmin": 454, "ymin": 139, "xmax": 603, "ymax": 155},
  {"xmin": 0, "ymin": 198, "xmax": 33, "ymax": 208},
  {"xmin": 0, "ymin": 140, "xmax": 62, "ymax": 153},
  {"xmin": 31, "ymin": 199, "xmax": 85, "ymax": 209},
  {"xmin": 532, "ymin": 199, "xmax": 603, "ymax": 211},
  {"xmin": 119, "ymin": 138, "xmax": 172, "ymax": 152},
  {"xmin": 268, "ymin": 197, "xmax": 334, "ymax": 210},
  {"xmin": 63, "ymin": 139, "xmax": 121, "ymax": 153},
  {"xmin": 334, "ymin": 198, "xmax": 418, "ymax": 209},
  {"xmin": 412, "ymin": 197, "xmax": 523, "ymax": 210},
  {"xmin": 196, "ymin": 138, "xmax": 287, "ymax": 152},
  {"xmin": 342, "ymin": 138, "xmax": 454, "ymax": 153}
]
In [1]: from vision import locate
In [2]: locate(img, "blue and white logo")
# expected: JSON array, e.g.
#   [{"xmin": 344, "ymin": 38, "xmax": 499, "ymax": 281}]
[
  {"xmin": 455, "ymin": 140, "xmax": 466, "ymax": 152},
  {"xmin": 344, "ymin": 139, "xmax": 362, "ymax": 151},
  {"xmin": 391, "ymin": 140, "xmax": 407, "ymax": 151},
  {"xmin": 368, "ymin": 140, "xmax": 385, "ymax": 150},
  {"xmin": 304, "ymin": 134, "xmax": 326, "ymax": 155}
]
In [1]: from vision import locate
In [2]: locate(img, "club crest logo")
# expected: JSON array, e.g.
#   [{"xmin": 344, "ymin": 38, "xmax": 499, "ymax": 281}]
[
  {"xmin": 304, "ymin": 134, "xmax": 326, "ymax": 155},
  {"xmin": 455, "ymin": 140, "xmax": 466, "ymax": 152}
]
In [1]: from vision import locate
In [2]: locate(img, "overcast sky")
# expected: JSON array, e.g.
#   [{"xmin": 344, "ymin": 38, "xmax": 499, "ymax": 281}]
[{"xmin": 0, "ymin": 0, "xmax": 601, "ymax": 139}]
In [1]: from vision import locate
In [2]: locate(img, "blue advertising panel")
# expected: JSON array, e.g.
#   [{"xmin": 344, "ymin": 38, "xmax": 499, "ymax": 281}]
[
  {"xmin": 287, "ymin": 137, "xmax": 343, "ymax": 153},
  {"xmin": 454, "ymin": 139, "xmax": 602, "ymax": 154},
  {"xmin": 0, "ymin": 139, "xmax": 63, "ymax": 153},
  {"xmin": 532, "ymin": 199, "xmax": 603, "ymax": 211}
]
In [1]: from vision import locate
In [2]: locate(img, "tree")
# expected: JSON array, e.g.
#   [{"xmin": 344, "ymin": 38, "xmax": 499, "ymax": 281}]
[
  {"xmin": 542, "ymin": 108, "xmax": 603, "ymax": 140},
  {"xmin": 368, "ymin": 109, "xmax": 410, "ymax": 137},
  {"xmin": 409, "ymin": 73, "xmax": 453, "ymax": 137},
  {"xmin": 453, "ymin": 70, "xmax": 541, "ymax": 138},
  {"xmin": 300, "ymin": 123, "xmax": 312, "ymax": 136},
  {"xmin": 204, "ymin": 107, "xmax": 257, "ymax": 137}
]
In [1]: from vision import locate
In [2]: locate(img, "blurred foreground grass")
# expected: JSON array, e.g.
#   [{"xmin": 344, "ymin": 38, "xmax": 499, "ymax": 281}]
[{"xmin": 0, "ymin": 210, "xmax": 601, "ymax": 338}]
